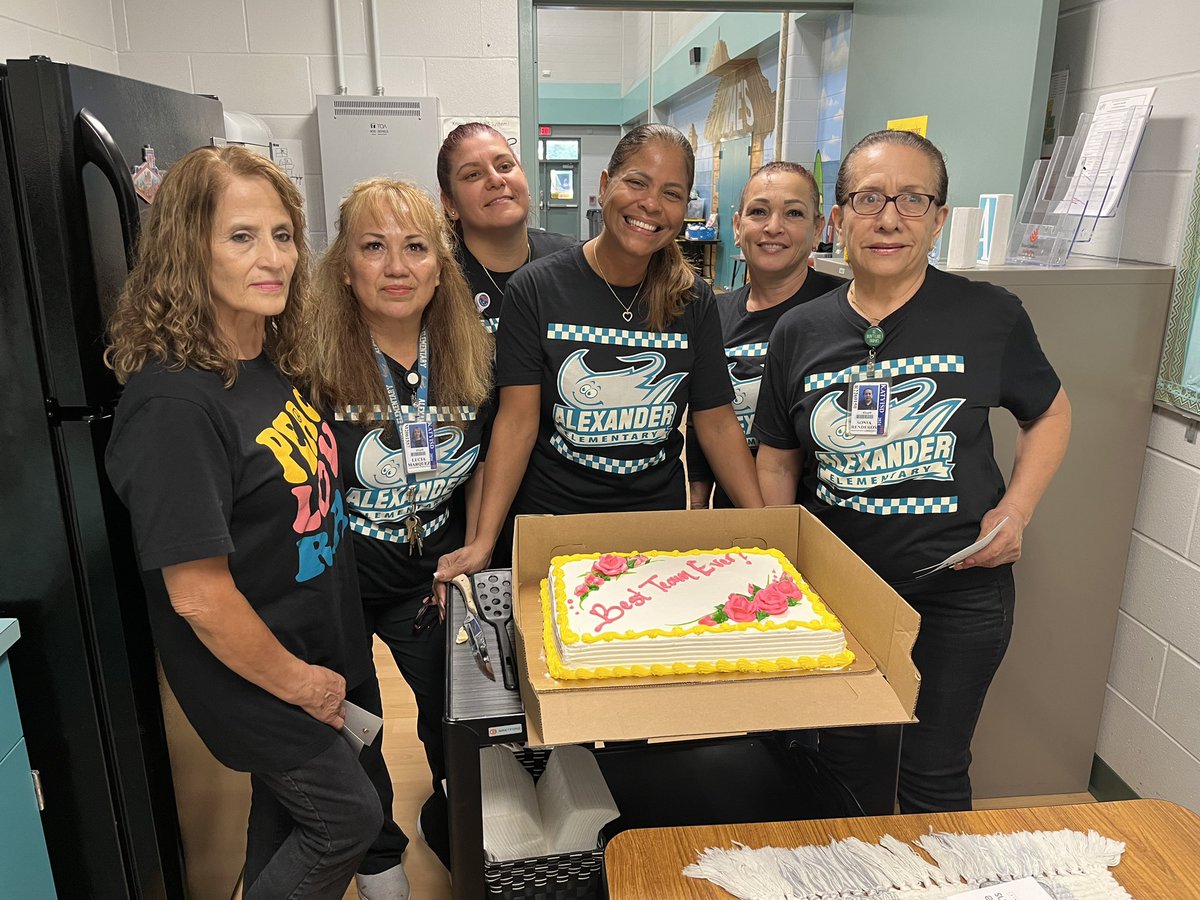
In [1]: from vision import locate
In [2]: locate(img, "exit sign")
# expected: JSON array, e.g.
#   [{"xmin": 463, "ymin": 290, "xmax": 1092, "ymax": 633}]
[{"xmin": 539, "ymin": 125, "xmax": 552, "ymax": 136}]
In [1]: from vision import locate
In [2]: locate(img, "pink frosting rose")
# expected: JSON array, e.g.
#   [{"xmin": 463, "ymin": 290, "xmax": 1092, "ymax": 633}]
[
  {"xmin": 723, "ymin": 594, "xmax": 758, "ymax": 623},
  {"xmin": 775, "ymin": 577, "xmax": 802, "ymax": 598},
  {"xmin": 593, "ymin": 554, "xmax": 629, "ymax": 577},
  {"xmin": 574, "ymin": 583, "xmax": 589, "ymax": 597},
  {"xmin": 753, "ymin": 585, "xmax": 789, "ymax": 616},
  {"xmin": 631, "ymin": 554, "xmax": 650, "ymax": 566},
  {"xmin": 699, "ymin": 615, "xmax": 717, "ymax": 627},
  {"xmin": 585, "ymin": 574, "xmax": 605, "ymax": 587}
]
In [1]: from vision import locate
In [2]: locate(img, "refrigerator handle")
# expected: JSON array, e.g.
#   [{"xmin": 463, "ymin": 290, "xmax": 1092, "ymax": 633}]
[{"xmin": 76, "ymin": 107, "xmax": 140, "ymax": 270}]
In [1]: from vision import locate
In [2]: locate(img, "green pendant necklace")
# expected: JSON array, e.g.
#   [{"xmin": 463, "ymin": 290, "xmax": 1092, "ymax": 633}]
[{"xmin": 849, "ymin": 286, "xmax": 887, "ymax": 377}]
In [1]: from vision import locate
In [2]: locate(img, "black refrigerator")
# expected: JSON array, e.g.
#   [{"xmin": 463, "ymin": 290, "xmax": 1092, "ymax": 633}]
[{"xmin": 0, "ymin": 57, "xmax": 225, "ymax": 899}]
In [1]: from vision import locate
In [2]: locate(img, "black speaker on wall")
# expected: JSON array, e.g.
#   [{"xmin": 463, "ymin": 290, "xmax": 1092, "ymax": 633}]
[{"xmin": 689, "ymin": 46, "xmax": 702, "ymax": 65}]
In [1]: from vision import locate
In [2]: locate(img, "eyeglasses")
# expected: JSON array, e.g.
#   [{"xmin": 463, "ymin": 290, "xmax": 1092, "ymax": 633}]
[{"xmin": 846, "ymin": 191, "xmax": 938, "ymax": 217}]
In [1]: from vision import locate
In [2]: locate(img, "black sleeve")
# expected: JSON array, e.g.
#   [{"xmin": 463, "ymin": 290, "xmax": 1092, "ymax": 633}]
[
  {"xmin": 685, "ymin": 281, "xmax": 736, "ymax": 412},
  {"xmin": 1000, "ymin": 302, "xmax": 1061, "ymax": 421},
  {"xmin": 752, "ymin": 320, "xmax": 803, "ymax": 450},
  {"xmin": 494, "ymin": 269, "xmax": 544, "ymax": 387},
  {"xmin": 106, "ymin": 397, "xmax": 235, "ymax": 571}
]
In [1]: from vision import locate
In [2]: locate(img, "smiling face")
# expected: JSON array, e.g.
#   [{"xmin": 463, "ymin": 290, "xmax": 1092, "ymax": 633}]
[
  {"xmin": 831, "ymin": 143, "xmax": 948, "ymax": 285},
  {"xmin": 598, "ymin": 140, "xmax": 690, "ymax": 265},
  {"xmin": 345, "ymin": 205, "xmax": 441, "ymax": 333},
  {"xmin": 208, "ymin": 174, "xmax": 298, "ymax": 348},
  {"xmin": 441, "ymin": 130, "xmax": 530, "ymax": 235},
  {"xmin": 734, "ymin": 170, "xmax": 824, "ymax": 281}
]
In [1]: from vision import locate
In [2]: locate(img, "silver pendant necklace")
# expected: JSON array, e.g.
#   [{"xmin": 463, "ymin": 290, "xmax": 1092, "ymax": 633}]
[
  {"xmin": 479, "ymin": 240, "xmax": 531, "ymax": 297},
  {"xmin": 591, "ymin": 244, "xmax": 643, "ymax": 322}
]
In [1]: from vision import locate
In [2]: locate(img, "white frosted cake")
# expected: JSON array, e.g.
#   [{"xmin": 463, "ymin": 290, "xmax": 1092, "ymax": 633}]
[{"xmin": 540, "ymin": 548, "xmax": 854, "ymax": 680}]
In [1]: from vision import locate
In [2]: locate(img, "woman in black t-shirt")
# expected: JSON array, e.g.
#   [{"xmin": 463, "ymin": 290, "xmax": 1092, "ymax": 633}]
[
  {"xmin": 754, "ymin": 130, "xmax": 1072, "ymax": 815},
  {"xmin": 436, "ymin": 124, "xmax": 764, "ymax": 583},
  {"xmin": 437, "ymin": 122, "xmax": 576, "ymax": 334},
  {"xmin": 105, "ymin": 147, "xmax": 380, "ymax": 900},
  {"xmin": 302, "ymin": 178, "xmax": 493, "ymax": 884},
  {"xmin": 687, "ymin": 161, "xmax": 844, "ymax": 509}
]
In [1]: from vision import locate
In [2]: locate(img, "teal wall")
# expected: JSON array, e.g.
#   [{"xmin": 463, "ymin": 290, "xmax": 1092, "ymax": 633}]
[
  {"xmin": 537, "ymin": 11, "xmax": 780, "ymax": 127},
  {"xmin": 842, "ymin": 0, "xmax": 1057, "ymax": 214}
]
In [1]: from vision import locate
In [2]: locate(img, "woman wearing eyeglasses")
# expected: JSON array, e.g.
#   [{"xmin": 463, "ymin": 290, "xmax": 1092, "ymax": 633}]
[{"xmin": 754, "ymin": 130, "xmax": 1072, "ymax": 814}]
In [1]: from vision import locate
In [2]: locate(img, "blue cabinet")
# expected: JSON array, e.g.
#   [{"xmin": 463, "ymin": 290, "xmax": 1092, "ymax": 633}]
[{"xmin": 0, "ymin": 620, "xmax": 57, "ymax": 897}]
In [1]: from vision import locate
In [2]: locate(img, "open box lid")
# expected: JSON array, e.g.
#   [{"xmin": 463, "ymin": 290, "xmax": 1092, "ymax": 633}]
[{"xmin": 512, "ymin": 507, "xmax": 920, "ymax": 746}]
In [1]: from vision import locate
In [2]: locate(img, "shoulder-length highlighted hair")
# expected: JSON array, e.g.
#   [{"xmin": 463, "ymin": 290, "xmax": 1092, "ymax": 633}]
[
  {"xmin": 303, "ymin": 177, "xmax": 492, "ymax": 420},
  {"xmin": 105, "ymin": 145, "xmax": 310, "ymax": 386},
  {"xmin": 603, "ymin": 124, "xmax": 698, "ymax": 332}
]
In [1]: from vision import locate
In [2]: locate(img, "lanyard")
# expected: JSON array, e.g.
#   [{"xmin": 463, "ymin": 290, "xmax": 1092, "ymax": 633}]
[{"xmin": 370, "ymin": 329, "xmax": 429, "ymax": 423}]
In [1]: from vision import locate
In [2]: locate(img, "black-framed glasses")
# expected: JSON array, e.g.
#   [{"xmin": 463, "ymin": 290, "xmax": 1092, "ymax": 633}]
[{"xmin": 846, "ymin": 191, "xmax": 937, "ymax": 217}]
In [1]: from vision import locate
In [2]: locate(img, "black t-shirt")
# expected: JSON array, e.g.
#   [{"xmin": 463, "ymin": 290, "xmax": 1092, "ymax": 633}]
[
  {"xmin": 457, "ymin": 228, "xmax": 578, "ymax": 333},
  {"xmin": 686, "ymin": 269, "xmax": 845, "ymax": 507},
  {"xmin": 753, "ymin": 266, "xmax": 1060, "ymax": 589},
  {"xmin": 105, "ymin": 356, "xmax": 369, "ymax": 772},
  {"xmin": 331, "ymin": 352, "xmax": 488, "ymax": 605},
  {"xmin": 495, "ymin": 244, "xmax": 733, "ymax": 515}
]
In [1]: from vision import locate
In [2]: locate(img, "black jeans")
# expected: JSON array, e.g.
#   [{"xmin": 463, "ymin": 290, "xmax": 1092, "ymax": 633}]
[
  {"xmin": 243, "ymin": 736, "xmax": 383, "ymax": 899},
  {"xmin": 819, "ymin": 566, "xmax": 1016, "ymax": 813},
  {"xmin": 362, "ymin": 594, "xmax": 451, "ymax": 870}
]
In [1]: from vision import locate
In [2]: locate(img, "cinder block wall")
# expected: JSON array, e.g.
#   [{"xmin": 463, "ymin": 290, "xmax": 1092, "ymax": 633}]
[{"xmin": 1054, "ymin": 0, "xmax": 1200, "ymax": 810}]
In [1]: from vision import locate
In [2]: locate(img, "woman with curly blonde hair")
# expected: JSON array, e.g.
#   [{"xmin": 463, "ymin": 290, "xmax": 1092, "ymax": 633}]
[
  {"xmin": 301, "ymin": 177, "xmax": 492, "ymax": 889},
  {"xmin": 105, "ymin": 145, "xmax": 381, "ymax": 900}
]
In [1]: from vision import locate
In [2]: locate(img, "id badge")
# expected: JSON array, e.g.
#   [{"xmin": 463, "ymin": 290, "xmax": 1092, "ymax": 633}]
[
  {"xmin": 848, "ymin": 380, "xmax": 889, "ymax": 436},
  {"xmin": 401, "ymin": 420, "xmax": 437, "ymax": 473}
]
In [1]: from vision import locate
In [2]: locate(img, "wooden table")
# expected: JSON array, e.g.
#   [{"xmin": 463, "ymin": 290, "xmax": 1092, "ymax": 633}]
[{"xmin": 606, "ymin": 799, "xmax": 1200, "ymax": 898}]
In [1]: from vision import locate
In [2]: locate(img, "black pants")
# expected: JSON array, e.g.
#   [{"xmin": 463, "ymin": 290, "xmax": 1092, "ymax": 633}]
[
  {"xmin": 819, "ymin": 566, "xmax": 1016, "ymax": 813},
  {"xmin": 243, "ymin": 737, "xmax": 383, "ymax": 899},
  {"xmin": 360, "ymin": 594, "xmax": 451, "ymax": 871}
]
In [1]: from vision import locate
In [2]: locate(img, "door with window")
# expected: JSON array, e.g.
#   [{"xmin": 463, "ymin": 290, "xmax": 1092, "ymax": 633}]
[{"xmin": 538, "ymin": 137, "xmax": 581, "ymax": 239}]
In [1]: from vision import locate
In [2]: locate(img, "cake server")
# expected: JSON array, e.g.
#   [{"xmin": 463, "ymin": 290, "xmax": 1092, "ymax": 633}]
[{"xmin": 452, "ymin": 574, "xmax": 495, "ymax": 680}]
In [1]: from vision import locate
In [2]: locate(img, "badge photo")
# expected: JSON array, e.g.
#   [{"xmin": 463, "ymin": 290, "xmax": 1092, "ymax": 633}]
[
  {"xmin": 401, "ymin": 420, "xmax": 437, "ymax": 473},
  {"xmin": 849, "ymin": 381, "xmax": 889, "ymax": 436},
  {"xmin": 474, "ymin": 292, "xmax": 491, "ymax": 312}
]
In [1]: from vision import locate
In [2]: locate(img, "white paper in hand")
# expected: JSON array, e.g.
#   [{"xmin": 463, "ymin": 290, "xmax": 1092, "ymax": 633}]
[
  {"xmin": 914, "ymin": 517, "xmax": 1009, "ymax": 578},
  {"xmin": 341, "ymin": 701, "xmax": 383, "ymax": 750}
]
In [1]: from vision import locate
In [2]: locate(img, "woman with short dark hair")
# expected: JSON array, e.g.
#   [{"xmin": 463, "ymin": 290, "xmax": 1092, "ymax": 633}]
[{"xmin": 755, "ymin": 129, "xmax": 1071, "ymax": 813}]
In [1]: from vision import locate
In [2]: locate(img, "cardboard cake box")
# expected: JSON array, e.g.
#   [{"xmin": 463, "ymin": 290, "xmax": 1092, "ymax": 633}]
[{"xmin": 512, "ymin": 506, "xmax": 920, "ymax": 746}]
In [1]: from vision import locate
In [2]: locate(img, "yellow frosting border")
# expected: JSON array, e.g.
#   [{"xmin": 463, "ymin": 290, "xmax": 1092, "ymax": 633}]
[
  {"xmin": 550, "ymin": 548, "xmax": 844, "ymax": 647},
  {"xmin": 541, "ymin": 547, "xmax": 856, "ymax": 681}
]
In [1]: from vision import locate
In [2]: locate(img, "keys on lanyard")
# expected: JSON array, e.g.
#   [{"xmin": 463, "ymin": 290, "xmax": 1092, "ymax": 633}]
[
  {"xmin": 371, "ymin": 331, "xmax": 436, "ymax": 556},
  {"xmin": 402, "ymin": 487, "xmax": 423, "ymax": 556}
]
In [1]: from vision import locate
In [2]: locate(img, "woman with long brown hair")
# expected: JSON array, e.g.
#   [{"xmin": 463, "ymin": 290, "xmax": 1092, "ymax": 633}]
[
  {"xmin": 437, "ymin": 123, "xmax": 763, "ymax": 581},
  {"xmin": 105, "ymin": 146, "xmax": 379, "ymax": 899},
  {"xmin": 302, "ymin": 177, "xmax": 492, "ymax": 889}
]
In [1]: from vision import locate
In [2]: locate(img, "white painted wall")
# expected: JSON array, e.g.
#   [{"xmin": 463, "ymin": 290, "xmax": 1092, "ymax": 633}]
[
  {"xmin": 1054, "ymin": 0, "xmax": 1200, "ymax": 811},
  {"xmin": 110, "ymin": 0, "xmax": 521, "ymax": 248},
  {"xmin": 537, "ymin": 9, "xmax": 623, "ymax": 85},
  {"xmin": 621, "ymin": 11, "xmax": 651, "ymax": 94},
  {"xmin": 778, "ymin": 15, "xmax": 824, "ymax": 171},
  {"xmin": 0, "ymin": 0, "xmax": 118, "ymax": 72}
]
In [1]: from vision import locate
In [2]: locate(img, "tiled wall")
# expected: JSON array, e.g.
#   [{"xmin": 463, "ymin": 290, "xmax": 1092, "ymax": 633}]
[
  {"xmin": 0, "ymin": 0, "xmax": 118, "ymax": 72},
  {"xmin": 1053, "ymin": 0, "xmax": 1200, "ymax": 811},
  {"xmin": 112, "ymin": 0, "xmax": 521, "ymax": 249}
]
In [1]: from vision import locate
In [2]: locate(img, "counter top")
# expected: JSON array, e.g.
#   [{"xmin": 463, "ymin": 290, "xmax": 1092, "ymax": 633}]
[
  {"xmin": 0, "ymin": 619, "xmax": 19, "ymax": 658},
  {"xmin": 812, "ymin": 255, "xmax": 1174, "ymax": 285}
]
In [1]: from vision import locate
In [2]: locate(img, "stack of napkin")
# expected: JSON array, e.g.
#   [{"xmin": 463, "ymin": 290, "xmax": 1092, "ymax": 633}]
[{"xmin": 480, "ymin": 745, "xmax": 620, "ymax": 862}]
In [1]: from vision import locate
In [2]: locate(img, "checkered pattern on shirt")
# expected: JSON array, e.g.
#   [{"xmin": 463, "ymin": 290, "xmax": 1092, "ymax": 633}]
[
  {"xmin": 349, "ymin": 508, "xmax": 450, "ymax": 543},
  {"xmin": 817, "ymin": 482, "xmax": 959, "ymax": 515},
  {"xmin": 336, "ymin": 404, "xmax": 476, "ymax": 423},
  {"xmin": 804, "ymin": 355, "xmax": 965, "ymax": 391},
  {"xmin": 550, "ymin": 434, "xmax": 666, "ymax": 475},
  {"xmin": 545, "ymin": 323, "xmax": 689, "ymax": 350},
  {"xmin": 727, "ymin": 341, "xmax": 769, "ymax": 359}
]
